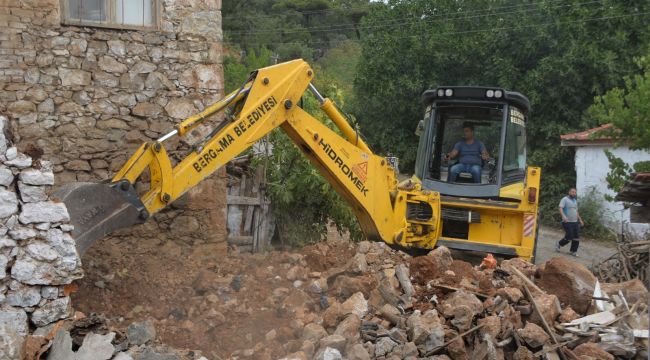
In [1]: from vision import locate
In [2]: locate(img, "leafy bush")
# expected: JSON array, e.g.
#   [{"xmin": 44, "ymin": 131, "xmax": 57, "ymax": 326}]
[{"xmin": 578, "ymin": 188, "xmax": 616, "ymax": 240}]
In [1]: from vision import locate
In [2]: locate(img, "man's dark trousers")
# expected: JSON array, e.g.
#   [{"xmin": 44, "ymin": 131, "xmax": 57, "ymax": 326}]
[{"xmin": 559, "ymin": 221, "xmax": 580, "ymax": 252}]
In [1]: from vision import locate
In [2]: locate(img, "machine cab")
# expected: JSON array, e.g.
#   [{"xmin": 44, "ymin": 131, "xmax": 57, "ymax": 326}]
[{"xmin": 415, "ymin": 86, "xmax": 531, "ymax": 199}]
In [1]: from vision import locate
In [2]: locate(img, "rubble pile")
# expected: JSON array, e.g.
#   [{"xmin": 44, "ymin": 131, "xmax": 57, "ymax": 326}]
[
  {"xmin": 263, "ymin": 241, "xmax": 649, "ymax": 360},
  {"xmin": 31, "ymin": 315, "xmax": 207, "ymax": 360},
  {"xmin": 61, "ymin": 232, "xmax": 649, "ymax": 359}
]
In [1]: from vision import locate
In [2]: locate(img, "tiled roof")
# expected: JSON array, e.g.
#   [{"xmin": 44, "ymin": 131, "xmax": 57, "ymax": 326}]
[{"xmin": 560, "ymin": 123, "xmax": 613, "ymax": 141}]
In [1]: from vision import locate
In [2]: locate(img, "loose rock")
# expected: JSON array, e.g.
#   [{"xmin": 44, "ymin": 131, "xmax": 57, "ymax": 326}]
[
  {"xmin": 315, "ymin": 347, "xmax": 343, "ymax": 360},
  {"xmin": 517, "ymin": 322, "xmax": 549, "ymax": 349},
  {"xmin": 537, "ymin": 257, "xmax": 597, "ymax": 314},
  {"xmin": 340, "ymin": 292, "xmax": 368, "ymax": 318},
  {"xmin": 573, "ymin": 343, "xmax": 614, "ymax": 360},
  {"xmin": 347, "ymin": 343, "xmax": 370, "ymax": 360},
  {"xmin": 319, "ymin": 335, "xmax": 347, "ymax": 353},
  {"xmin": 127, "ymin": 319, "xmax": 157, "ymax": 345},
  {"xmin": 407, "ymin": 310, "xmax": 445, "ymax": 352},
  {"xmin": 375, "ymin": 337, "xmax": 398, "ymax": 357},
  {"xmin": 301, "ymin": 323, "xmax": 328, "ymax": 343}
]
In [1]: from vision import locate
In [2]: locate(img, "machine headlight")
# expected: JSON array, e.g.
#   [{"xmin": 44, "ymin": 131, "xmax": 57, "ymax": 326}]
[
  {"xmin": 486, "ymin": 90, "xmax": 494, "ymax": 98},
  {"xmin": 445, "ymin": 89, "xmax": 453, "ymax": 97},
  {"xmin": 437, "ymin": 89, "xmax": 445, "ymax": 97},
  {"xmin": 494, "ymin": 90, "xmax": 503, "ymax": 98}
]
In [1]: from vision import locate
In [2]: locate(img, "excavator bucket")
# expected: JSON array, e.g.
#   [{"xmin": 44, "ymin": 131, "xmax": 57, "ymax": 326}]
[{"xmin": 53, "ymin": 181, "xmax": 148, "ymax": 255}]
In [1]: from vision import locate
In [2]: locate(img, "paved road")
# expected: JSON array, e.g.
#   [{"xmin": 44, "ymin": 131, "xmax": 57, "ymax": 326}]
[
  {"xmin": 536, "ymin": 226, "xmax": 616, "ymax": 266},
  {"xmin": 450, "ymin": 226, "xmax": 617, "ymax": 266}
]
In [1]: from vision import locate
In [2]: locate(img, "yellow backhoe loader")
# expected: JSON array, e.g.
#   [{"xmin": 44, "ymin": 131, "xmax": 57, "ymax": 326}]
[{"xmin": 56, "ymin": 59, "xmax": 541, "ymax": 261}]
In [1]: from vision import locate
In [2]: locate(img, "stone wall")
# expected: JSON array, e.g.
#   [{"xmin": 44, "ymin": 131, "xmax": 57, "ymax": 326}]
[
  {"xmin": 0, "ymin": 116, "xmax": 84, "ymax": 359},
  {"xmin": 0, "ymin": 0, "xmax": 227, "ymax": 248}
]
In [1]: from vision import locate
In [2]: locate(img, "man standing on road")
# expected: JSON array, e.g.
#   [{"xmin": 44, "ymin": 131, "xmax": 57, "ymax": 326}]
[{"xmin": 556, "ymin": 188, "xmax": 584, "ymax": 256}]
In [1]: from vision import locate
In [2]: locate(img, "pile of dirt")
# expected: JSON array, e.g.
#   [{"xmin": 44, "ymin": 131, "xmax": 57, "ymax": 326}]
[{"xmin": 71, "ymin": 237, "xmax": 361, "ymax": 359}]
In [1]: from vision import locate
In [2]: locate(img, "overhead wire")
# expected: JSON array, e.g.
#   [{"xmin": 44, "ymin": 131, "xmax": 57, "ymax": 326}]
[
  {"xmin": 225, "ymin": 0, "xmax": 608, "ymax": 35},
  {"xmin": 221, "ymin": 3, "xmax": 373, "ymax": 20},
  {"xmin": 221, "ymin": 0, "xmax": 582, "ymax": 22},
  {"xmin": 223, "ymin": 9, "xmax": 649, "ymax": 48}
]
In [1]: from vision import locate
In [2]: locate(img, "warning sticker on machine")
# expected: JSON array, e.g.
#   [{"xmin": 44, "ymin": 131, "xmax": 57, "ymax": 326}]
[{"xmin": 352, "ymin": 161, "xmax": 368, "ymax": 183}]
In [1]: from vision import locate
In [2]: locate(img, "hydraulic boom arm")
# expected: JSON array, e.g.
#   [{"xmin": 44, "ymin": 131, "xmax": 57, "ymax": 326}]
[{"xmin": 57, "ymin": 60, "xmax": 442, "ymax": 254}]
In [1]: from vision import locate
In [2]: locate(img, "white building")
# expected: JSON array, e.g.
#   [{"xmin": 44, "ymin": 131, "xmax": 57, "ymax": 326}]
[{"xmin": 561, "ymin": 124, "xmax": 650, "ymax": 235}]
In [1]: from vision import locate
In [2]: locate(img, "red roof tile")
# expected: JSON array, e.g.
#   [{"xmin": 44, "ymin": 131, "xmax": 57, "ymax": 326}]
[{"xmin": 560, "ymin": 123, "xmax": 614, "ymax": 141}]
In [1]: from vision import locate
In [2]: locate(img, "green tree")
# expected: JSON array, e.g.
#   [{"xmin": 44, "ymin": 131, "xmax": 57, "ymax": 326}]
[
  {"xmin": 223, "ymin": 47, "xmax": 274, "ymax": 92},
  {"xmin": 317, "ymin": 40, "xmax": 362, "ymax": 101},
  {"xmin": 353, "ymin": 0, "xmax": 650, "ymax": 221},
  {"xmin": 257, "ymin": 79, "xmax": 363, "ymax": 245},
  {"xmin": 589, "ymin": 56, "xmax": 650, "ymax": 151},
  {"xmin": 588, "ymin": 57, "xmax": 650, "ymax": 195},
  {"xmin": 223, "ymin": 0, "xmax": 371, "ymax": 62},
  {"xmin": 224, "ymin": 49, "xmax": 362, "ymax": 246}
]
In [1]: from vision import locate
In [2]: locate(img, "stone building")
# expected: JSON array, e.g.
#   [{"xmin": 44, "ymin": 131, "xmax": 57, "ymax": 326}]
[{"xmin": 0, "ymin": 0, "xmax": 227, "ymax": 250}]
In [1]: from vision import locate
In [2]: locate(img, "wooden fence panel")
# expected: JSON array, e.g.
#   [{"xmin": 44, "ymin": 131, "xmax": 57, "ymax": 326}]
[{"xmin": 226, "ymin": 167, "xmax": 273, "ymax": 252}]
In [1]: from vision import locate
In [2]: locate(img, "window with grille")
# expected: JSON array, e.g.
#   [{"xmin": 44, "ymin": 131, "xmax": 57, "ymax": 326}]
[{"xmin": 61, "ymin": 0, "xmax": 158, "ymax": 29}]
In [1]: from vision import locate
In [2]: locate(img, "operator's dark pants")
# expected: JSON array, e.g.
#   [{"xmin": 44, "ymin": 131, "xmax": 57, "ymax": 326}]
[
  {"xmin": 559, "ymin": 221, "xmax": 580, "ymax": 252},
  {"xmin": 449, "ymin": 163, "xmax": 482, "ymax": 183}
]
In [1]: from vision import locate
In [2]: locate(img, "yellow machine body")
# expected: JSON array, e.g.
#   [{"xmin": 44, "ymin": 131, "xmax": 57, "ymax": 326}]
[{"xmin": 58, "ymin": 59, "xmax": 540, "ymax": 261}]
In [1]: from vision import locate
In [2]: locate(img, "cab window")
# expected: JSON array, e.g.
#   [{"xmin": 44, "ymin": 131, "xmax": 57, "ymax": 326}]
[{"xmin": 503, "ymin": 106, "xmax": 527, "ymax": 182}]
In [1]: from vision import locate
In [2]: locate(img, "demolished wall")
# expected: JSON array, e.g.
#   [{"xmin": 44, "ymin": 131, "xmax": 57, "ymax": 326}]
[
  {"xmin": 0, "ymin": 0, "xmax": 227, "ymax": 249},
  {"xmin": 0, "ymin": 116, "xmax": 83, "ymax": 359}
]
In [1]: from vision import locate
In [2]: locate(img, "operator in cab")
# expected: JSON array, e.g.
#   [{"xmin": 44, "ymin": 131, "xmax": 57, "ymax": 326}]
[{"xmin": 445, "ymin": 123, "xmax": 489, "ymax": 183}]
